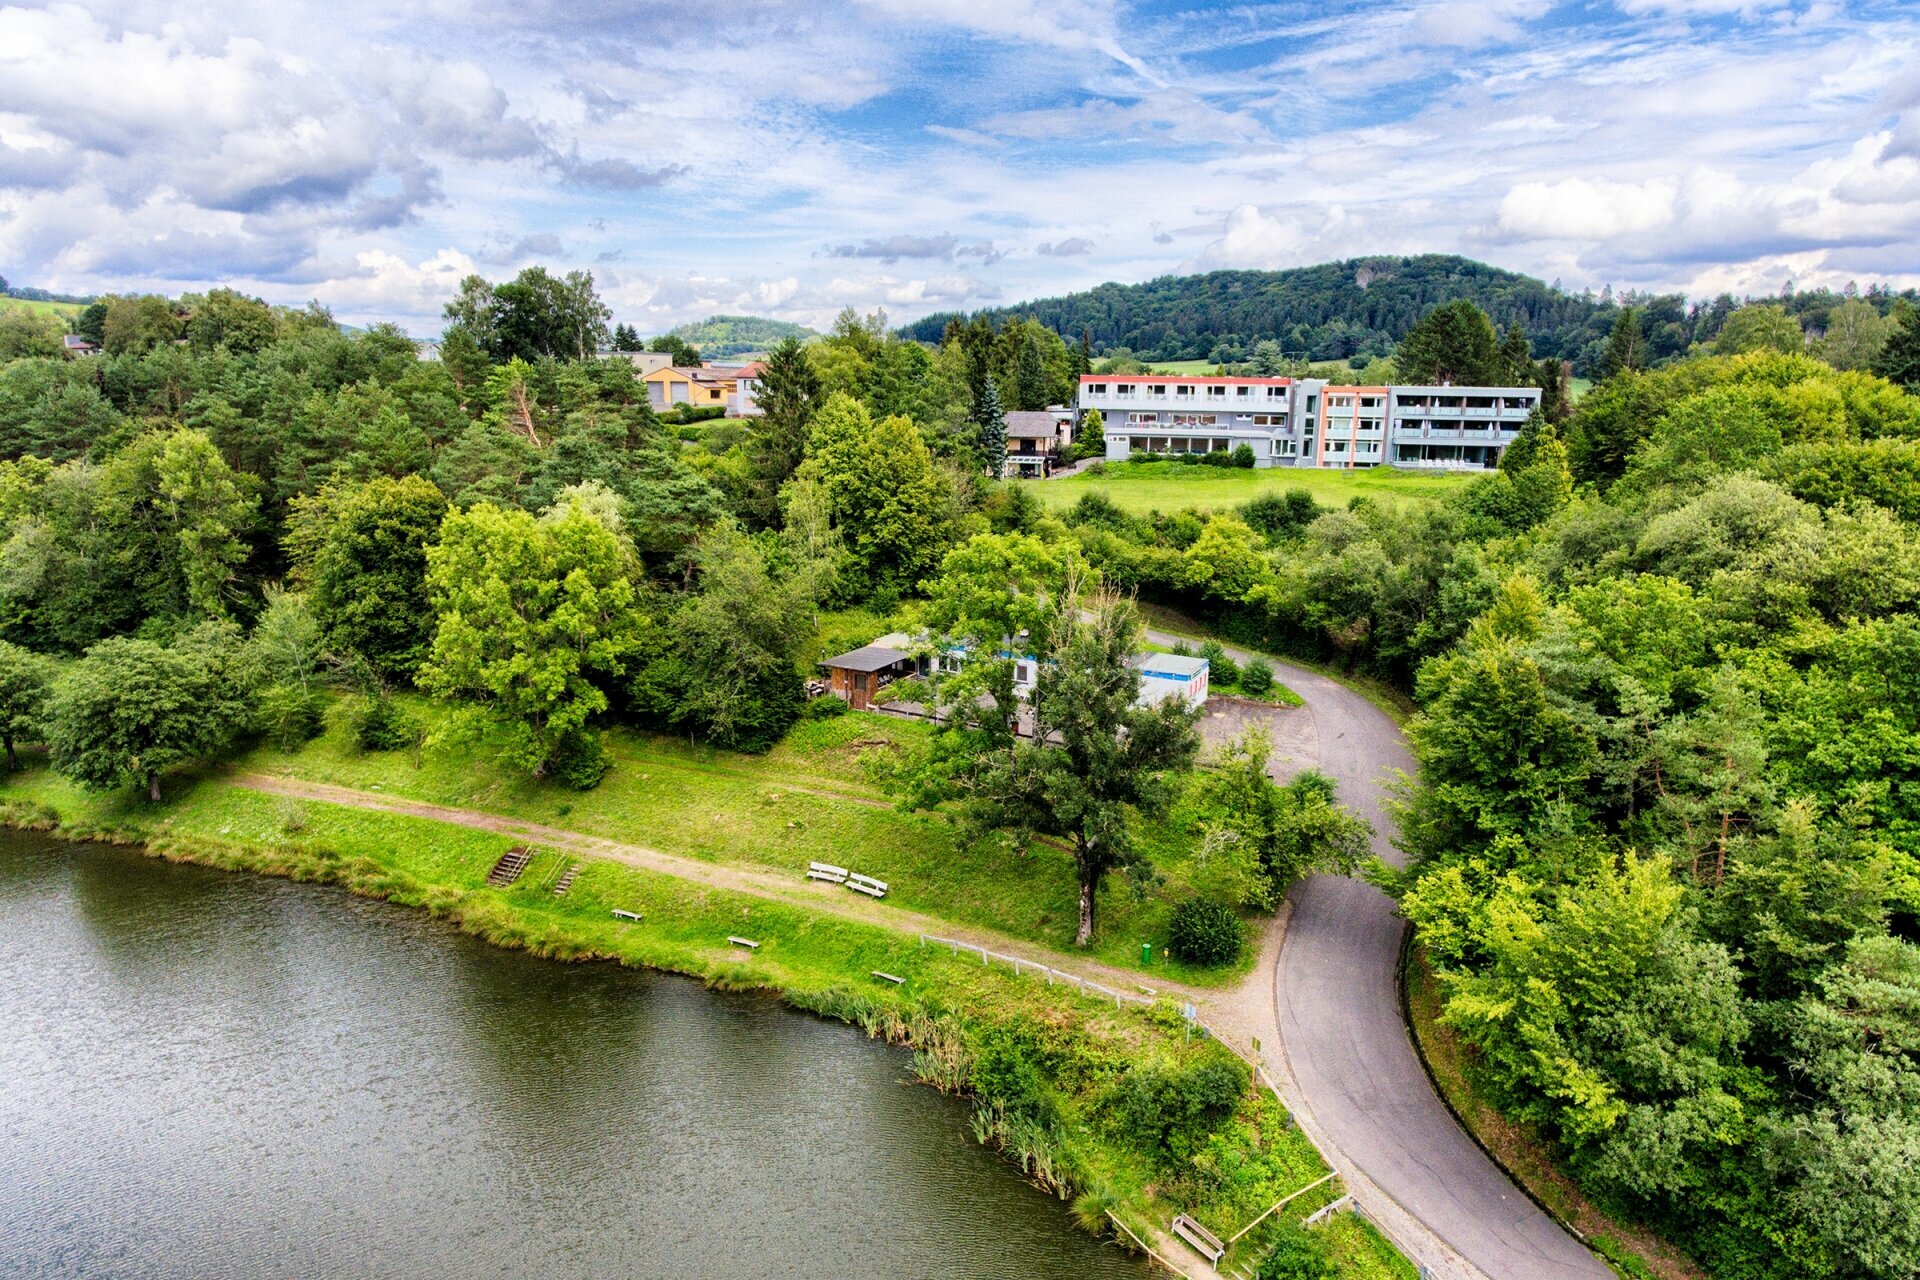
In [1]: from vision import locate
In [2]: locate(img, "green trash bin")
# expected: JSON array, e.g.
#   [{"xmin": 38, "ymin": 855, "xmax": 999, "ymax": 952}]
[{"xmin": 1141, "ymin": 942, "xmax": 1152, "ymax": 964}]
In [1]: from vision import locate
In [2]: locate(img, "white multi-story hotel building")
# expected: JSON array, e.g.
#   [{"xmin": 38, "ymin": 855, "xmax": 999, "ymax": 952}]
[{"xmin": 1078, "ymin": 374, "xmax": 1542, "ymax": 470}]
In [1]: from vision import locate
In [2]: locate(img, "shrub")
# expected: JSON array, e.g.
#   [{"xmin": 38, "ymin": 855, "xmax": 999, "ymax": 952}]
[
  {"xmin": 1112, "ymin": 1053, "xmax": 1249, "ymax": 1162},
  {"xmin": 1200, "ymin": 640, "xmax": 1240, "ymax": 688},
  {"xmin": 349, "ymin": 695, "xmax": 418, "ymax": 752},
  {"xmin": 1168, "ymin": 895, "xmax": 1244, "ymax": 965},
  {"xmin": 1258, "ymin": 1224, "xmax": 1335, "ymax": 1280},
  {"xmin": 802, "ymin": 694, "xmax": 848, "ymax": 720},
  {"xmin": 547, "ymin": 729, "xmax": 610, "ymax": 790},
  {"xmin": 255, "ymin": 684, "xmax": 325, "ymax": 750},
  {"xmin": 1240, "ymin": 658, "xmax": 1275, "ymax": 696},
  {"xmin": 1231, "ymin": 443, "xmax": 1256, "ymax": 468},
  {"xmin": 1085, "ymin": 461, "xmax": 1106, "ymax": 476}
]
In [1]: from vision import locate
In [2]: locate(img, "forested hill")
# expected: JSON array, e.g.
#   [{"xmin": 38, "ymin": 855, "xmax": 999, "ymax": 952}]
[
  {"xmin": 667, "ymin": 314, "xmax": 816, "ymax": 357},
  {"xmin": 902, "ymin": 253, "xmax": 1915, "ymax": 374}
]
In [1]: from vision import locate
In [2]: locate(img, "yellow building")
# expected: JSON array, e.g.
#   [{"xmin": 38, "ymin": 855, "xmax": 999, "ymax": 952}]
[{"xmin": 644, "ymin": 365, "xmax": 736, "ymax": 412}]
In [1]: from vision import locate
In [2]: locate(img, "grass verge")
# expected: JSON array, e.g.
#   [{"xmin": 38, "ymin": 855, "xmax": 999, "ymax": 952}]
[
  {"xmin": 1403, "ymin": 945, "xmax": 1705, "ymax": 1280},
  {"xmin": 0, "ymin": 763, "xmax": 1387, "ymax": 1276}
]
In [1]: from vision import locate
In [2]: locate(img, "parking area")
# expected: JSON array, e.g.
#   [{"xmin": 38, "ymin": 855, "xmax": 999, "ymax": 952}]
[{"xmin": 1195, "ymin": 695, "xmax": 1318, "ymax": 782}]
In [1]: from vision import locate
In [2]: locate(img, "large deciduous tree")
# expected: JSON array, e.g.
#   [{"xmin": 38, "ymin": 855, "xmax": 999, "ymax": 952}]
[
  {"xmin": 420, "ymin": 496, "xmax": 646, "ymax": 778},
  {"xmin": 46, "ymin": 636, "xmax": 241, "ymax": 800},
  {"xmin": 794, "ymin": 392, "xmax": 955, "ymax": 596}
]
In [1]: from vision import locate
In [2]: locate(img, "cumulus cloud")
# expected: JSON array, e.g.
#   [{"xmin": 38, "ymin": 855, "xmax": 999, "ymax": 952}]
[{"xmin": 1497, "ymin": 177, "xmax": 1681, "ymax": 240}]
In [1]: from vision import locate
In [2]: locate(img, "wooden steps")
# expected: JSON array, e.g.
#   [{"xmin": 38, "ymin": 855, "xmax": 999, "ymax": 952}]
[
  {"xmin": 551, "ymin": 863, "xmax": 582, "ymax": 896},
  {"xmin": 485, "ymin": 847, "xmax": 533, "ymax": 887}
]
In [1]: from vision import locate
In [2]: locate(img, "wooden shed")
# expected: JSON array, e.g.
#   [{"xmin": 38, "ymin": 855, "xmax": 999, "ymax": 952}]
[{"xmin": 819, "ymin": 642, "xmax": 917, "ymax": 711}]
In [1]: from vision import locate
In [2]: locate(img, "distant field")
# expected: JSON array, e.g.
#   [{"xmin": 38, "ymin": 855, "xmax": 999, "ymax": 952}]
[
  {"xmin": 1026, "ymin": 460, "xmax": 1477, "ymax": 516},
  {"xmin": 0, "ymin": 297, "xmax": 82, "ymax": 324}
]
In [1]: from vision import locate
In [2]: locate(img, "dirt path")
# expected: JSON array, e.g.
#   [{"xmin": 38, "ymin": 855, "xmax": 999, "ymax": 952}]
[{"xmin": 232, "ymin": 771, "xmax": 1215, "ymax": 1009}]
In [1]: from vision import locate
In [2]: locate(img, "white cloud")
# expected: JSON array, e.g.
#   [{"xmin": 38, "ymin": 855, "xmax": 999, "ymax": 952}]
[{"xmin": 1498, "ymin": 177, "xmax": 1681, "ymax": 240}]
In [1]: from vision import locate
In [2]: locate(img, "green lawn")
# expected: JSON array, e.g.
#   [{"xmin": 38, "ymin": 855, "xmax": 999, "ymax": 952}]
[
  {"xmin": 1028, "ymin": 459, "xmax": 1476, "ymax": 517},
  {"xmin": 211, "ymin": 697, "xmax": 1244, "ymax": 984}
]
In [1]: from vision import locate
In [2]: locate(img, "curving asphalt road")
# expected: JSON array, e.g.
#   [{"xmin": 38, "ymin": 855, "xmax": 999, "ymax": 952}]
[{"xmin": 1145, "ymin": 629, "xmax": 1612, "ymax": 1280}]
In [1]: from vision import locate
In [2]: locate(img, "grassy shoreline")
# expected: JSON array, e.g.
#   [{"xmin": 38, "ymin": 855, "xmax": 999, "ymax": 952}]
[{"xmin": 0, "ymin": 759, "xmax": 1411, "ymax": 1279}]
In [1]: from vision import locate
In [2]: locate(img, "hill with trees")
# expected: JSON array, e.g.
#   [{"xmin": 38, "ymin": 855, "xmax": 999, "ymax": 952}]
[
  {"xmin": 903, "ymin": 254, "xmax": 1918, "ymax": 376},
  {"xmin": 667, "ymin": 314, "xmax": 817, "ymax": 357}
]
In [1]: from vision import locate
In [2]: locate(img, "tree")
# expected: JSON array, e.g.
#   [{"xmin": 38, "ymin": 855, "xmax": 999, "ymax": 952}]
[
  {"xmin": 900, "ymin": 593, "xmax": 1201, "ymax": 944},
  {"xmin": 443, "ymin": 269, "xmax": 611, "ymax": 362},
  {"xmin": 100, "ymin": 295, "xmax": 180, "ymax": 355},
  {"xmin": 420, "ymin": 497, "xmax": 647, "ymax": 777},
  {"xmin": 612, "ymin": 322, "xmax": 641, "ymax": 350},
  {"xmin": 648, "ymin": 333, "xmax": 701, "ymax": 367},
  {"xmin": 745, "ymin": 336, "xmax": 821, "ymax": 525},
  {"xmin": 1497, "ymin": 322, "xmax": 1533, "ymax": 384},
  {"xmin": 1011, "ymin": 331, "xmax": 1052, "ymax": 411},
  {"xmin": 1818, "ymin": 298, "xmax": 1892, "ymax": 371},
  {"xmin": 974, "ymin": 377, "xmax": 1008, "ymax": 478},
  {"xmin": 795, "ymin": 392, "xmax": 956, "ymax": 595},
  {"xmin": 74, "ymin": 301, "xmax": 108, "ymax": 346},
  {"xmin": 1875, "ymin": 304, "xmax": 1920, "ymax": 392},
  {"xmin": 1600, "ymin": 307, "xmax": 1646, "ymax": 379},
  {"xmin": 629, "ymin": 525, "xmax": 814, "ymax": 751},
  {"xmin": 1714, "ymin": 303, "xmax": 1803, "ymax": 356},
  {"xmin": 46, "ymin": 637, "xmax": 236, "ymax": 800},
  {"xmin": 1199, "ymin": 731, "xmax": 1373, "ymax": 907},
  {"xmin": 292, "ymin": 475, "xmax": 448, "ymax": 679},
  {"xmin": 184, "ymin": 288, "xmax": 276, "ymax": 354},
  {"xmin": 1395, "ymin": 299, "xmax": 1500, "ymax": 386},
  {"xmin": 96, "ymin": 427, "xmax": 258, "ymax": 622},
  {"xmin": 0, "ymin": 640, "xmax": 55, "ymax": 770}
]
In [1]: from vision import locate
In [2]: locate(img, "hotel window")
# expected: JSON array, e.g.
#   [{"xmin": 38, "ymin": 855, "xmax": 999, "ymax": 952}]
[
  {"xmin": 1086, "ymin": 383, "xmax": 1107, "ymax": 395},
  {"xmin": 1148, "ymin": 385, "xmax": 1167, "ymax": 396},
  {"xmin": 1207, "ymin": 386, "xmax": 1226, "ymax": 398},
  {"xmin": 1236, "ymin": 385, "xmax": 1252, "ymax": 397},
  {"xmin": 1174, "ymin": 385, "xmax": 1193, "ymax": 397},
  {"xmin": 1278, "ymin": 440, "xmax": 1297, "ymax": 456},
  {"xmin": 1252, "ymin": 414, "xmax": 1286, "ymax": 426},
  {"xmin": 1361, "ymin": 397, "xmax": 1382, "ymax": 409},
  {"xmin": 1128, "ymin": 412, "xmax": 1158, "ymax": 425},
  {"xmin": 1326, "ymin": 440, "xmax": 1348, "ymax": 454},
  {"xmin": 1306, "ymin": 393, "xmax": 1318, "ymax": 411}
]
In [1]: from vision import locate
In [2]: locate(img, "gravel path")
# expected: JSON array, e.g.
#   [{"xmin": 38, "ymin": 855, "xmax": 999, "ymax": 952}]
[{"xmin": 1139, "ymin": 630, "xmax": 1612, "ymax": 1280}]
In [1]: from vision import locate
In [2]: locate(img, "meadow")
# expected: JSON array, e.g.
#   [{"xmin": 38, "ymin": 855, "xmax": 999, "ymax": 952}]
[{"xmin": 1027, "ymin": 458, "xmax": 1477, "ymax": 516}]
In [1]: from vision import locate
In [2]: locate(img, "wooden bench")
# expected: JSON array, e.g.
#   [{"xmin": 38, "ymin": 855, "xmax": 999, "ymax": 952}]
[
  {"xmin": 806, "ymin": 861, "xmax": 850, "ymax": 884},
  {"xmin": 727, "ymin": 936, "xmax": 760, "ymax": 950},
  {"xmin": 871, "ymin": 971, "xmax": 905, "ymax": 985},
  {"xmin": 611, "ymin": 909, "xmax": 642, "ymax": 922},
  {"xmin": 847, "ymin": 873, "xmax": 888, "ymax": 899},
  {"xmin": 1171, "ymin": 1214, "xmax": 1225, "ymax": 1266}
]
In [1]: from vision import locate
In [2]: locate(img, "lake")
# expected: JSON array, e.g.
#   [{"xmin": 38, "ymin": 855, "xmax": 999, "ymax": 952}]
[{"xmin": 0, "ymin": 830, "xmax": 1155, "ymax": 1279}]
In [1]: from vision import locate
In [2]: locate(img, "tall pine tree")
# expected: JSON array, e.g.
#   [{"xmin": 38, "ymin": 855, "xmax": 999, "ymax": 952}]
[{"xmin": 974, "ymin": 378, "xmax": 1007, "ymax": 479}]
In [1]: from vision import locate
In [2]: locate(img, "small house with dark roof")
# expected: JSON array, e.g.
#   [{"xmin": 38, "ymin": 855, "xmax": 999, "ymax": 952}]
[
  {"xmin": 1003, "ymin": 409, "xmax": 1073, "ymax": 476},
  {"xmin": 61, "ymin": 334, "xmax": 99, "ymax": 357}
]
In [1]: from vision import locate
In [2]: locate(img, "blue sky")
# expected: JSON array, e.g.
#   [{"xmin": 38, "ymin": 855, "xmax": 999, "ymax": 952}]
[{"xmin": 3, "ymin": 0, "xmax": 1918, "ymax": 335}]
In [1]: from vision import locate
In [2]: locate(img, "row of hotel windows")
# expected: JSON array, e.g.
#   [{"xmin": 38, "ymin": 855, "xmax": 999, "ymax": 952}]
[
  {"xmin": 1126, "ymin": 412, "xmax": 1291, "ymax": 427},
  {"xmin": 1113, "ymin": 437, "xmax": 1391, "ymax": 461},
  {"xmin": 1087, "ymin": 383, "xmax": 1289, "ymax": 399}
]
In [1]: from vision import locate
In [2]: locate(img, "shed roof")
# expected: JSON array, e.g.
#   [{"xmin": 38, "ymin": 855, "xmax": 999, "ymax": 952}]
[
  {"xmin": 1004, "ymin": 411, "xmax": 1059, "ymax": 439},
  {"xmin": 1137, "ymin": 653, "xmax": 1209, "ymax": 677},
  {"xmin": 821, "ymin": 644, "xmax": 914, "ymax": 673}
]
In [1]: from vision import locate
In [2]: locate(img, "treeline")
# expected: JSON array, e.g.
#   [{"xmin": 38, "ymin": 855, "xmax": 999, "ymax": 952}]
[
  {"xmin": 0, "ymin": 270, "xmax": 1107, "ymax": 796},
  {"xmin": 903, "ymin": 253, "xmax": 1920, "ymax": 376},
  {"xmin": 1024, "ymin": 341, "xmax": 1920, "ymax": 1276}
]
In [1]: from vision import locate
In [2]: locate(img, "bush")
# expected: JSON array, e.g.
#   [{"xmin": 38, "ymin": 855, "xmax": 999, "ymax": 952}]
[
  {"xmin": 1112, "ymin": 1053, "xmax": 1249, "ymax": 1162},
  {"xmin": 349, "ymin": 695, "xmax": 418, "ymax": 752},
  {"xmin": 802, "ymin": 694, "xmax": 848, "ymax": 720},
  {"xmin": 255, "ymin": 684, "xmax": 324, "ymax": 750},
  {"xmin": 1231, "ymin": 443, "xmax": 1256, "ymax": 468},
  {"xmin": 1085, "ymin": 461, "xmax": 1106, "ymax": 476},
  {"xmin": 1258, "ymin": 1224, "xmax": 1335, "ymax": 1280},
  {"xmin": 1240, "ymin": 658, "xmax": 1275, "ymax": 696},
  {"xmin": 1168, "ymin": 896, "xmax": 1244, "ymax": 965},
  {"xmin": 547, "ymin": 729, "xmax": 611, "ymax": 790},
  {"xmin": 1200, "ymin": 640, "xmax": 1240, "ymax": 688}
]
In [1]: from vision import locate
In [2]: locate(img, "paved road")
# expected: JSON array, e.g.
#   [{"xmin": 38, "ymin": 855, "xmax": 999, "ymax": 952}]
[{"xmin": 1144, "ymin": 630, "xmax": 1611, "ymax": 1280}]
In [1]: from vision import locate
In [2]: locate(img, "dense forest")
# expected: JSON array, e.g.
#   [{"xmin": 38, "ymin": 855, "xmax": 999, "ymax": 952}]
[
  {"xmin": 903, "ymin": 254, "xmax": 1920, "ymax": 376},
  {"xmin": 2, "ymin": 265, "xmax": 1919, "ymax": 1278}
]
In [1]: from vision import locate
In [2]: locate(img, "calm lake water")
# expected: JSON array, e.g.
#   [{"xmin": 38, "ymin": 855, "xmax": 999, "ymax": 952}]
[{"xmin": 0, "ymin": 831, "xmax": 1155, "ymax": 1280}]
